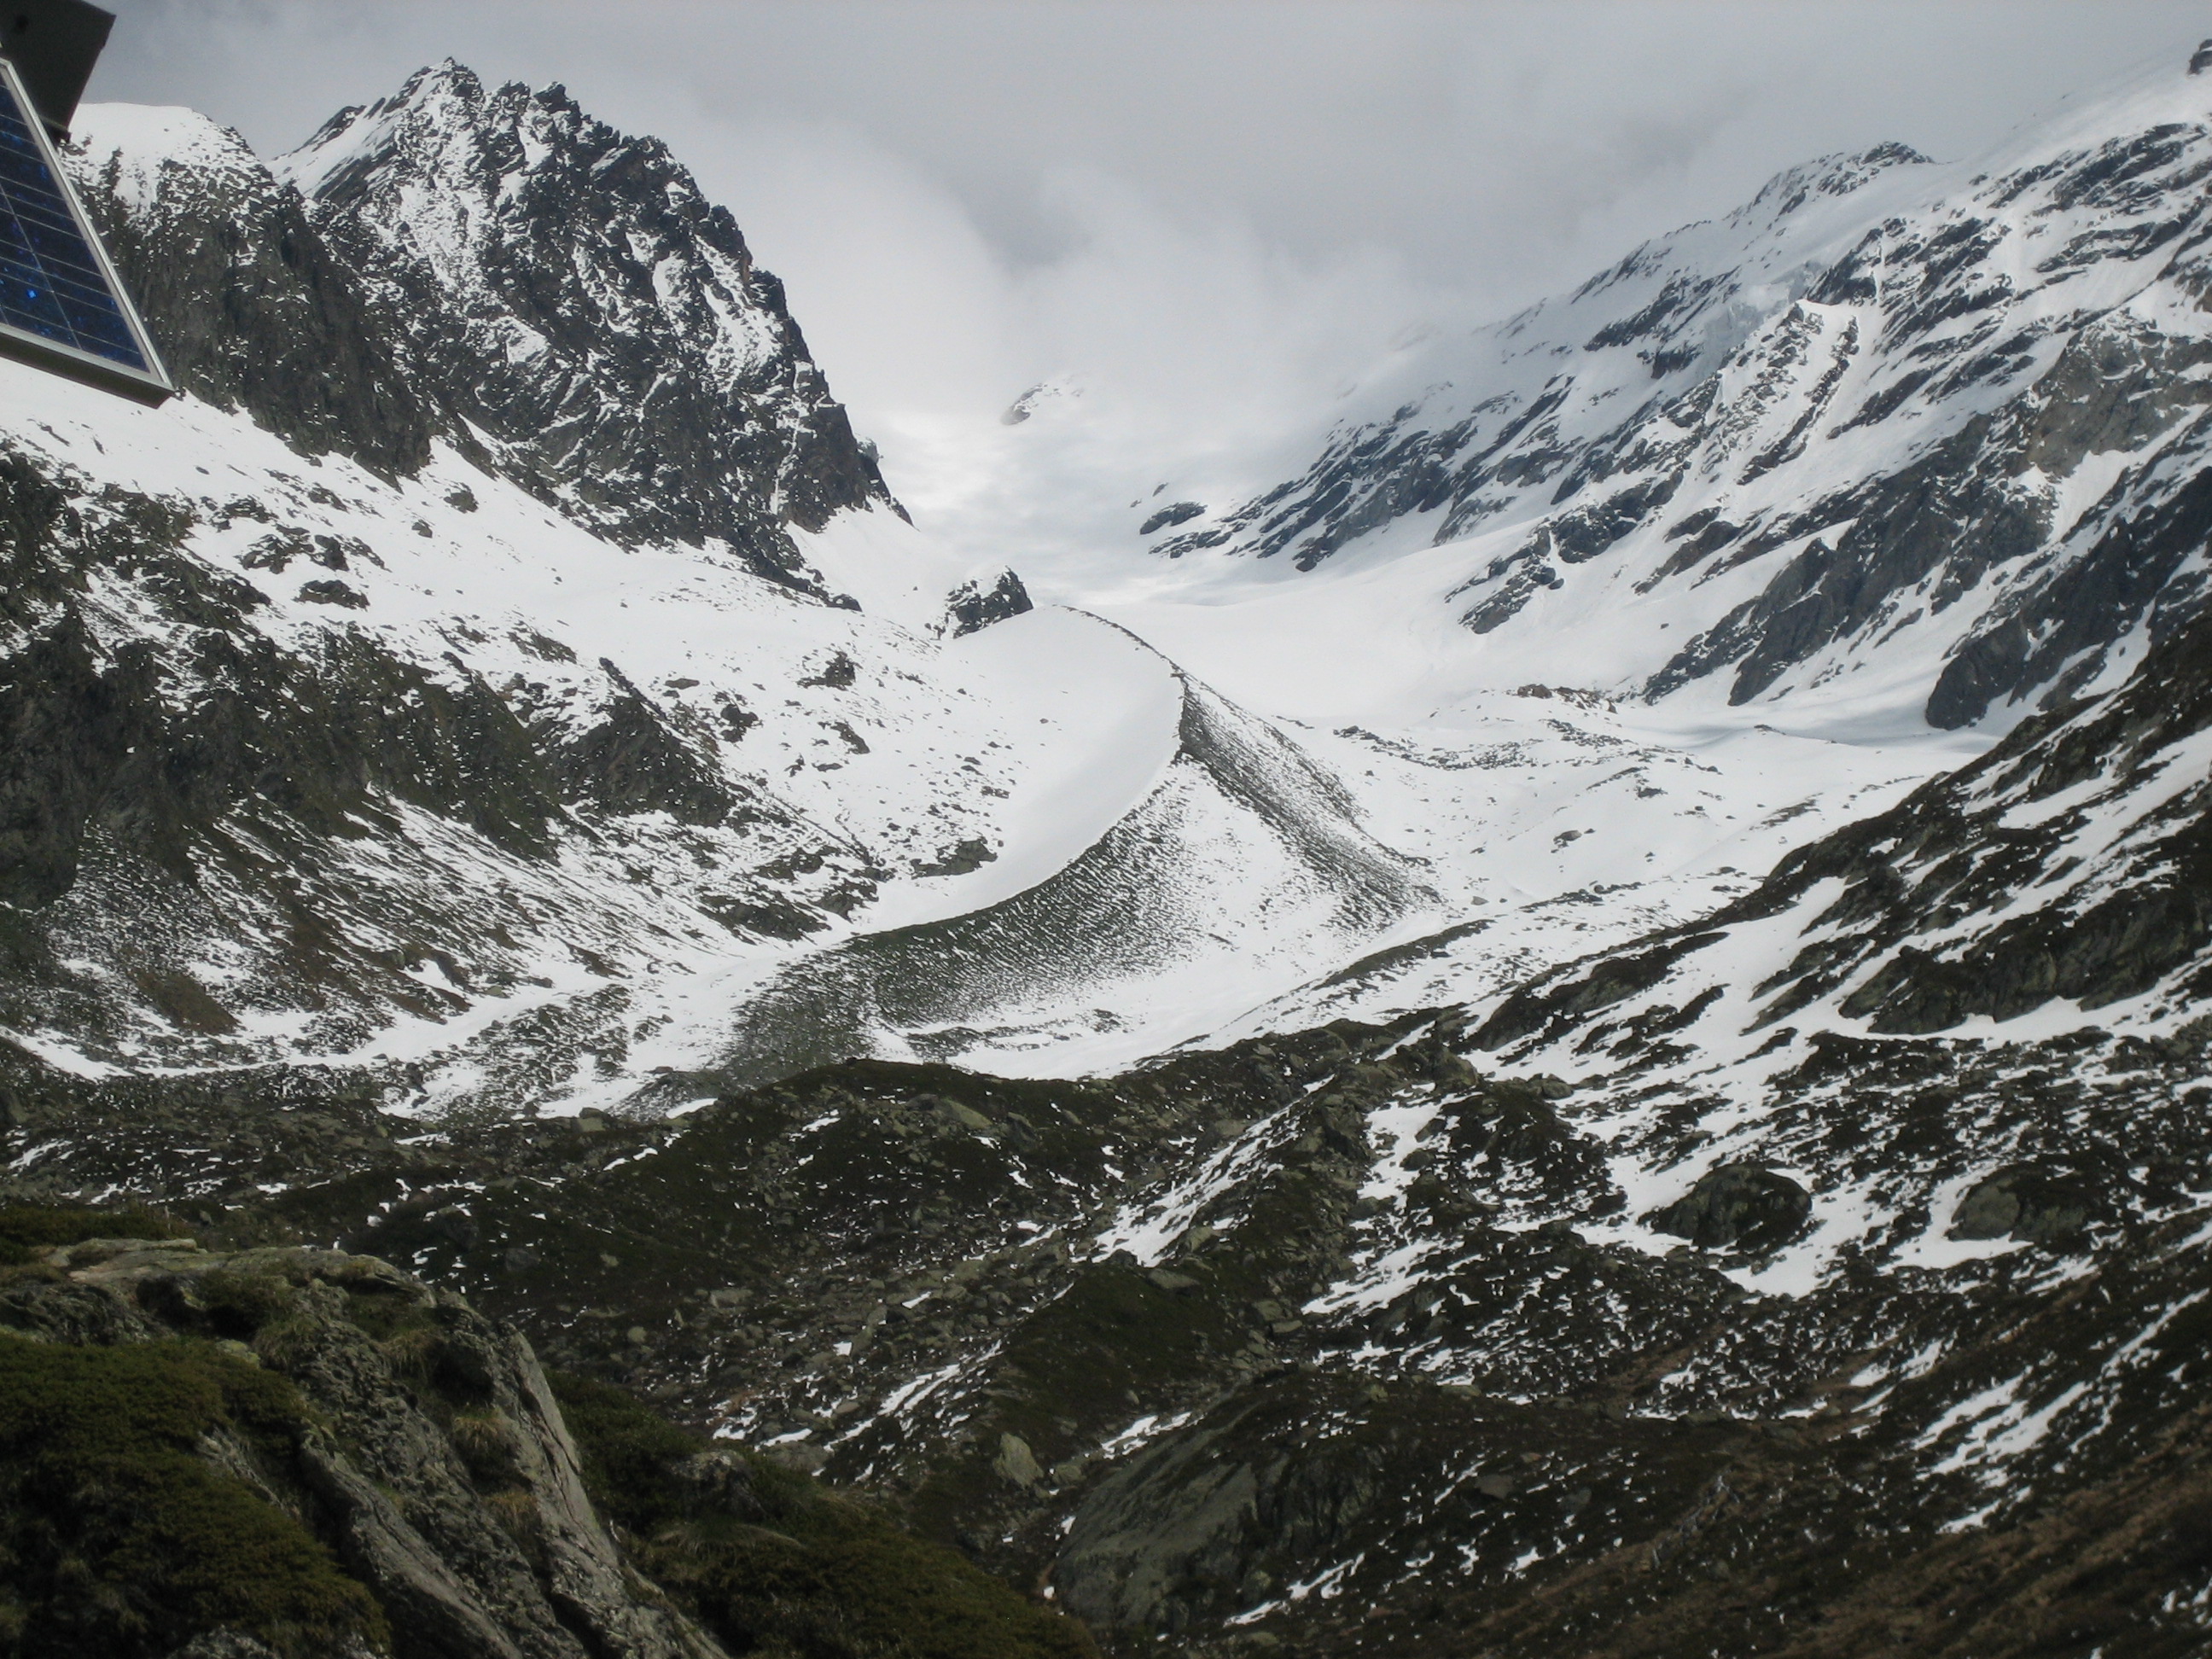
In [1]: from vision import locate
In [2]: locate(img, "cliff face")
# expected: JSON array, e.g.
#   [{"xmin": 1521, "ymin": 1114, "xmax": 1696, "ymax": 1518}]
[
  {"xmin": 68, "ymin": 108, "xmax": 438, "ymax": 480},
  {"xmin": 0, "ymin": 1226, "xmax": 734, "ymax": 1658}
]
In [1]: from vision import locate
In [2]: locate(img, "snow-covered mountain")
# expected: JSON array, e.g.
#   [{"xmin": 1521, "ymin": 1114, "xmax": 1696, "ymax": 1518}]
[
  {"xmin": 0, "ymin": 62, "xmax": 1972, "ymax": 1111},
  {"xmin": 11, "ymin": 41, "xmax": 2207, "ymax": 1140},
  {"xmin": 1134, "ymin": 57, "xmax": 2212, "ymax": 746},
  {"xmin": 5, "ymin": 40, "xmax": 2212, "ymax": 1659}
]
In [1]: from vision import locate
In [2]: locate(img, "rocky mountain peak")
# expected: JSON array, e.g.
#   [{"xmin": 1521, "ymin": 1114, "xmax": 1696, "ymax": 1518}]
[
  {"xmin": 67, "ymin": 102, "xmax": 440, "ymax": 477},
  {"xmin": 277, "ymin": 61, "xmax": 898, "ymax": 591},
  {"xmin": 284, "ymin": 59, "xmax": 592, "ymax": 222}
]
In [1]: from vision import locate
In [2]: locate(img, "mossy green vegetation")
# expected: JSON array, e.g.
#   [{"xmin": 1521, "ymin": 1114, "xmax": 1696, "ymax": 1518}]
[
  {"xmin": 0, "ymin": 1335, "xmax": 388, "ymax": 1658},
  {"xmin": 551, "ymin": 1371, "xmax": 1097, "ymax": 1659}
]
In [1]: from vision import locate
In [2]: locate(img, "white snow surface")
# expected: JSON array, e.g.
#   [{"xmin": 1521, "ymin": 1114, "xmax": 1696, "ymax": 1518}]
[{"xmin": 14, "ymin": 49, "xmax": 2212, "ymax": 1107}]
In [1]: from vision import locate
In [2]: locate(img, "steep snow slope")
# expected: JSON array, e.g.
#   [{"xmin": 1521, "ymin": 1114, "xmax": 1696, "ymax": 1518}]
[{"xmin": 694, "ymin": 635, "xmax": 1436, "ymax": 1086}]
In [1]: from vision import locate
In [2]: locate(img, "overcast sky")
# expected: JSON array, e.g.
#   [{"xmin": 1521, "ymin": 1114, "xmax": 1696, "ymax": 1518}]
[{"xmin": 83, "ymin": 2, "xmax": 2212, "ymax": 532}]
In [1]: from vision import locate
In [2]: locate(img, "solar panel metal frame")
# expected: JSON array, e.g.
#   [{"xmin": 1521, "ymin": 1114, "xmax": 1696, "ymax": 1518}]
[{"xmin": 0, "ymin": 50, "xmax": 172, "ymax": 405}]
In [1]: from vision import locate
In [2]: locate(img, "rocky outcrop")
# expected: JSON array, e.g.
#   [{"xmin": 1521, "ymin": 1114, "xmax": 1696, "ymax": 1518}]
[
  {"xmin": 1646, "ymin": 1161, "xmax": 1812, "ymax": 1254},
  {"xmin": 0, "ymin": 1231, "xmax": 727, "ymax": 1658},
  {"xmin": 1137, "ymin": 502, "xmax": 1203, "ymax": 538},
  {"xmin": 942, "ymin": 568, "xmax": 1033, "ymax": 637}
]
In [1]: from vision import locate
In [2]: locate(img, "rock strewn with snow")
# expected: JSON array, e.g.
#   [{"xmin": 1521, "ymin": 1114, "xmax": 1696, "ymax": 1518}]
[{"xmin": 67, "ymin": 105, "xmax": 438, "ymax": 477}]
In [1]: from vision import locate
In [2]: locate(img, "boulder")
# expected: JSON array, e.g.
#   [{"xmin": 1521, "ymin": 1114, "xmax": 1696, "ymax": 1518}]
[
  {"xmin": 1949, "ymin": 1166, "xmax": 2094, "ymax": 1243},
  {"xmin": 1647, "ymin": 1163, "xmax": 1812, "ymax": 1254}
]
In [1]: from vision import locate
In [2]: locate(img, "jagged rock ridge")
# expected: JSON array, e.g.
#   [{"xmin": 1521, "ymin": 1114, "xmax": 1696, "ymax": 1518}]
[
  {"xmin": 68, "ymin": 107, "xmax": 438, "ymax": 478},
  {"xmin": 278, "ymin": 62, "xmax": 898, "ymax": 592}
]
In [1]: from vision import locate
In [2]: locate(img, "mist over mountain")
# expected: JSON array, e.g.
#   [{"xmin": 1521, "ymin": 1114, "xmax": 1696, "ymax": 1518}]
[{"xmin": 3, "ymin": 36, "xmax": 2211, "ymax": 1659}]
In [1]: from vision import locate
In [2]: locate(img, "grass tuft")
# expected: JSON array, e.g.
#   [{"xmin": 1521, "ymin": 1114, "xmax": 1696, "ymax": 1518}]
[{"xmin": 0, "ymin": 1336, "xmax": 388, "ymax": 1657}]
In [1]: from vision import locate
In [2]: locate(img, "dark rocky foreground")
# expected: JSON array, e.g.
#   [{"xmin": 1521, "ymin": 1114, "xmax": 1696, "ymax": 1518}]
[
  {"xmin": 5, "ymin": 994, "xmax": 2210, "ymax": 1656},
  {"xmin": 0, "ymin": 1206, "xmax": 1092, "ymax": 1658}
]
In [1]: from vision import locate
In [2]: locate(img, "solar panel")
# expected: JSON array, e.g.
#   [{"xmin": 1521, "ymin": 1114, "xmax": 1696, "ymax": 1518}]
[{"xmin": 0, "ymin": 51, "xmax": 171, "ymax": 405}]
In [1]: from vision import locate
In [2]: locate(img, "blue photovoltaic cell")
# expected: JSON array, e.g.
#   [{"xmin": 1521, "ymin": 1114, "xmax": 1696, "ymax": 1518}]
[{"xmin": 0, "ymin": 71, "xmax": 149, "ymax": 372}]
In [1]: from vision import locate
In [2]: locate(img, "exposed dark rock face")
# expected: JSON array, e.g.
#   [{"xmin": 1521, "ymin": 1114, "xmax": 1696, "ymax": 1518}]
[
  {"xmin": 278, "ymin": 62, "xmax": 897, "ymax": 591},
  {"xmin": 943, "ymin": 568, "xmax": 1034, "ymax": 637},
  {"xmin": 67, "ymin": 68, "xmax": 901, "ymax": 598},
  {"xmin": 1138, "ymin": 501, "xmax": 1203, "ymax": 537},
  {"xmin": 1949, "ymin": 1166, "xmax": 2095, "ymax": 1243},
  {"xmin": 553, "ymin": 660, "xmax": 736, "ymax": 826},
  {"xmin": 67, "ymin": 114, "xmax": 439, "ymax": 479},
  {"xmin": 913, "ymin": 835, "xmax": 997, "ymax": 877},
  {"xmin": 0, "ymin": 451, "xmax": 563, "ymax": 883},
  {"xmin": 1647, "ymin": 320, "xmax": 2212, "ymax": 723}
]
